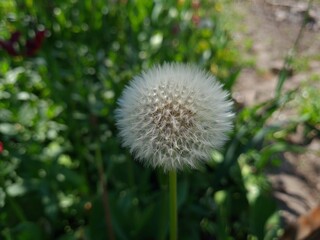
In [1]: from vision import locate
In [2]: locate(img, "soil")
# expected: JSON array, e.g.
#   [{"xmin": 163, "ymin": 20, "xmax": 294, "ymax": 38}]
[{"xmin": 226, "ymin": 0, "xmax": 320, "ymax": 225}]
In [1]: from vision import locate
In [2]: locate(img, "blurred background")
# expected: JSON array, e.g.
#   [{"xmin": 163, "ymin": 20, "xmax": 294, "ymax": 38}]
[{"xmin": 0, "ymin": 0, "xmax": 319, "ymax": 239}]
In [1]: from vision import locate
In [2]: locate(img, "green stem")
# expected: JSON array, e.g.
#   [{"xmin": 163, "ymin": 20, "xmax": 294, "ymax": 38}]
[
  {"xmin": 275, "ymin": 0, "xmax": 314, "ymax": 98},
  {"xmin": 169, "ymin": 170, "xmax": 177, "ymax": 240},
  {"xmin": 95, "ymin": 145, "xmax": 115, "ymax": 240}
]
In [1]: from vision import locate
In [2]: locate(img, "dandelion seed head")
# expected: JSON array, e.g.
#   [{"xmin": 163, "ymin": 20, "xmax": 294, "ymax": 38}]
[{"xmin": 115, "ymin": 63, "xmax": 234, "ymax": 171}]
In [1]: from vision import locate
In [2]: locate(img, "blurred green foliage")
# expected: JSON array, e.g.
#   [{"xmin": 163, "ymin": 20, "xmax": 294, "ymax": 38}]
[
  {"xmin": 1, "ymin": 0, "xmax": 317, "ymax": 240},
  {"xmin": 299, "ymin": 77, "xmax": 320, "ymax": 127}
]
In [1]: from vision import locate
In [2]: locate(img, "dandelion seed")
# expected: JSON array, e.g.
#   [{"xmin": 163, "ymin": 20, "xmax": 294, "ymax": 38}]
[{"xmin": 115, "ymin": 63, "xmax": 234, "ymax": 172}]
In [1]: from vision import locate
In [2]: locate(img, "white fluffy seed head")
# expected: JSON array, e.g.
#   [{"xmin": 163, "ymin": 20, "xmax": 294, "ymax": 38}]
[{"xmin": 115, "ymin": 63, "xmax": 234, "ymax": 172}]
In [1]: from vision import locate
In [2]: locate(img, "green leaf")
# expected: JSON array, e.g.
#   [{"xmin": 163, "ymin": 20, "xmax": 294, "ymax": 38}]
[{"xmin": 249, "ymin": 194, "xmax": 277, "ymax": 239}]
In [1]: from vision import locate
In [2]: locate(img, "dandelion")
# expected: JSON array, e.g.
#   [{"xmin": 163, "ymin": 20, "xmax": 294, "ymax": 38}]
[
  {"xmin": 115, "ymin": 63, "xmax": 233, "ymax": 171},
  {"xmin": 116, "ymin": 63, "xmax": 234, "ymax": 240}
]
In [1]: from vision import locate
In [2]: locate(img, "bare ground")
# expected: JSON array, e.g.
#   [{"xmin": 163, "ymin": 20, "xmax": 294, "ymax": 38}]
[{"xmin": 227, "ymin": 0, "xmax": 320, "ymax": 224}]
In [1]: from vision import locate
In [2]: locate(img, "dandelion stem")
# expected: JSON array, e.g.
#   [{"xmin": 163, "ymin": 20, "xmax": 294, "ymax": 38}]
[{"xmin": 169, "ymin": 170, "xmax": 178, "ymax": 240}]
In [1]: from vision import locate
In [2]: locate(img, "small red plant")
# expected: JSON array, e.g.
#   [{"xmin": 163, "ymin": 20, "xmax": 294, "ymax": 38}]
[
  {"xmin": 0, "ymin": 29, "xmax": 46, "ymax": 57},
  {"xmin": 0, "ymin": 31, "xmax": 21, "ymax": 56},
  {"xmin": 25, "ymin": 30, "xmax": 46, "ymax": 56},
  {"xmin": 0, "ymin": 141, "xmax": 3, "ymax": 153}
]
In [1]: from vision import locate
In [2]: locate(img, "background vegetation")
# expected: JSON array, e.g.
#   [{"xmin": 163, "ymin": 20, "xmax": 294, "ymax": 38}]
[{"xmin": 0, "ymin": 0, "xmax": 318, "ymax": 239}]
